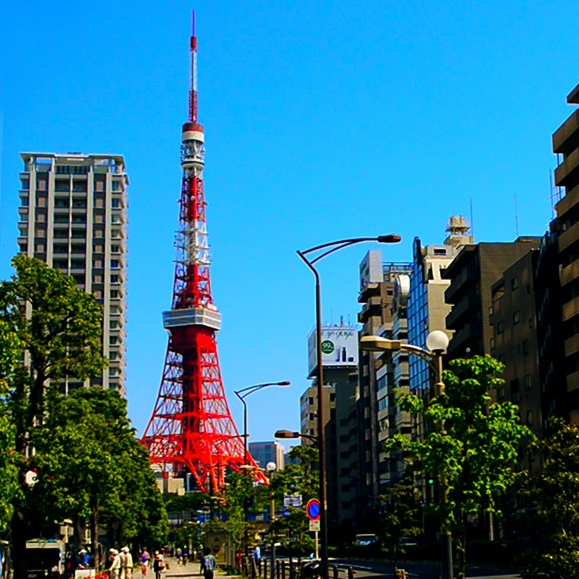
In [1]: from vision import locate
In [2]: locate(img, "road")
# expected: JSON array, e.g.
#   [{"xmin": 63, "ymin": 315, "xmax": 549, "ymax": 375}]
[{"xmin": 328, "ymin": 557, "xmax": 519, "ymax": 579}]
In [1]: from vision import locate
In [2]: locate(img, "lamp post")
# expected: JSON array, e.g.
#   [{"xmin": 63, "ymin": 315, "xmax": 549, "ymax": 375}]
[
  {"xmin": 266, "ymin": 462, "xmax": 277, "ymax": 579},
  {"xmin": 234, "ymin": 381, "xmax": 291, "ymax": 466},
  {"xmin": 235, "ymin": 381, "xmax": 290, "ymax": 557},
  {"xmin": 360, "ymin": 329, "xmax": 452, "ymax": 579},
  {"xmin": 297, "ymin": 234, "xmax": 401, "ymax": 579}
]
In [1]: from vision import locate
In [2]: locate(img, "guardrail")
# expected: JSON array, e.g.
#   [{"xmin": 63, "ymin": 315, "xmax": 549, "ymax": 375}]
[{"xmin": 242, "ymin": 556, "xmax": 355, "ymax": 579}]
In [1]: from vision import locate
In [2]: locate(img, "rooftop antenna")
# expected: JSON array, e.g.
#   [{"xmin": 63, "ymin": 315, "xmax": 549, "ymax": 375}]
[
  {"xmin": 514, "ymin": 192, "xmax": 519, "ymax": 238},
  {"xmin": 469, "ymin": 196, "xmax": 475, "ymax": 242}
]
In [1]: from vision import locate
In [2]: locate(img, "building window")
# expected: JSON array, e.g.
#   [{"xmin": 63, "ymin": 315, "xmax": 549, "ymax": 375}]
[
  {"xmin": 523, "ymin": 340, "xmax": 529, "ymax": 355},
  {"xmin": 526, "ymin": 410, "xmax": 533, "ymax": 426},
  {"xmin": 112, "ymin": 198, "xmax": 121, "ymax": 208},
  {"xmin": 490, "ymin": 337, "xmax": 495, "ymax": 350},
  {"xmin": 497, "ymin": 321, "xmax": 504, "ymax": 335},
  {"xmin": 529, "ymin": 318, "xmax": 534, "ymax": 329},
  {"xmin": 511, "ymin": 276, "xmax": 518, "ymax": 291},
  {"xmin": 513, "ymin": 311, "xmax": 520, "ymax": 325},
  {"xmin": 524, "ymin": 374, "xmax": 532, "ymax": 390},
  {"xmin": 111, "ymin": 259, "xmax": 120, "ymax": 269}
]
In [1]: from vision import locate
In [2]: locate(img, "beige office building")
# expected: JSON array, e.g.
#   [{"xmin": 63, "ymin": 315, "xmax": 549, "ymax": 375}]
[{"xmin": 17, "ymin": 152, "xmax": 128, "ymax": 395}]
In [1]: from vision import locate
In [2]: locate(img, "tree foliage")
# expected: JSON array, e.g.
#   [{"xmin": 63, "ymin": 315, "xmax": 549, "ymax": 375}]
[
  {"xmin": 268, "ymin": 445, "xmax": 319, "ymax": 555},
  {"xmin": 385, "ymin": 355, "xmax": 534, "ymax": 579},
  {"xmin": 30, "ymin": 388, "xmax": 168, "ymax": 562},
  {"xmin": 378, "ymin": 475, "xmax": 422, "ymax": 574},
  {"xmin": 0, "ymin": 256, "xmax": 107, "ymax": 579},
  {"xmin": 519, "ymin": 418, "xmax": 579, "ymax": 579}
]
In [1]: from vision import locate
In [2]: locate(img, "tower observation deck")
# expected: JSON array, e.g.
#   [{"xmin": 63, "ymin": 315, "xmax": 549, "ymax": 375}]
[{"xmin": 142, "ymin": 14, "xmax": 266, "ymax": 493}]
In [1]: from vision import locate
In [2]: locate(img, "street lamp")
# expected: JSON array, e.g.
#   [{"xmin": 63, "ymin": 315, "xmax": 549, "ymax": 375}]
[
  {"xmin": 274, "ymin": 430, "xmax": 319, "ymax": 445},
  {"xmin": 266, "ymin": 462, "xmax": 277, "ymax": 579},
  {"xmin": 297, "ymin": 233, "xmax": 401, "ymax": 579},
  {"xmin": 234, "ymin": 381, "xmax": 291, "ymax": 465},
  {"xmin": 359, "ymin": 329, "xmax": 452, "ymax": 579},
  {"xmin": 235, "ymin": 381, "xmax": 290, "ymax": 558}
]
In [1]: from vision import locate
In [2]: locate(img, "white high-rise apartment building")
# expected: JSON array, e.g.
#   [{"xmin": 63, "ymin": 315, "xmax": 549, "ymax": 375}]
[{"xmin": 17, "ymin": 152, "xmax": 128, "ymax": 395}]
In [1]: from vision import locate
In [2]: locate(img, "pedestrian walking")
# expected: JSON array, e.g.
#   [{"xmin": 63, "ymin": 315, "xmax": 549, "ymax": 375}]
[
  {"xmin": 109, "ymin": 549, "xmax": 122, "ymax": 579},
  {"xmin": 152, "ymin": 551, "xmax": 165, "ymax": 579},
  {"xmin": 122, "ymin": 547, "xmax": 133, "ymax": 579},
  {"xmin": 119, "ymin": 548, "xmax": 127, "ymax": 579},
  {"xmin": 140, "ymin": 549, "xmax": 150, "ymax": 576},
  {"xmin": 200, "ymin": 548, "xmax": 216, "ymax": 579},
  {"xmin": 252, "ymin": 545, "xmax": 261, "ymax": 575}
]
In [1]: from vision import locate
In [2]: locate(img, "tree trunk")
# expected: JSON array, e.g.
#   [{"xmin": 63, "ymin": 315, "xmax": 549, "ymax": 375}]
[
  {"xmin": 11, "ymin": 506, "xmax": 28, "ymax": 579},
  {"xmin": 91, "ymin": 506, "xmax": 99, "ymax": 572},
  {"xmin": 456, "ymin": 527, "xmax": 467, "ymax": 579}
]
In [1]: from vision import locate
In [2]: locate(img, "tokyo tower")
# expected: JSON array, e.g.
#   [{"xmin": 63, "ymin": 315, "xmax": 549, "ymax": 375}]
[{"xmin": 142, "ymin": 14, "xmax": 266, "ymax": 493}]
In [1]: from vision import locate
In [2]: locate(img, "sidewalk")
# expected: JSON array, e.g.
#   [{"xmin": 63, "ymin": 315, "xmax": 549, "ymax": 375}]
[{"xmin": 150, "ymin": 558, "xmax": 237, "ymax": 579}]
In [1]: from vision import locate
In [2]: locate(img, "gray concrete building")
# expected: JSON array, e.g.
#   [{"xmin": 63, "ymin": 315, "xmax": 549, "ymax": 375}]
[
  {"xmin": 248, "ymin": 441, "xmax": 285, "ymax": 471},
  {"xmin": 17, "ymin": 152, "xmax": 128, "ymax": 395},
  {"xmin": 357, "ymin": 253, "xmax": 412, "ymax": 530},
  {"xmin": 443, "ymin": 238, "xmax": 541, "ymax": 360}
]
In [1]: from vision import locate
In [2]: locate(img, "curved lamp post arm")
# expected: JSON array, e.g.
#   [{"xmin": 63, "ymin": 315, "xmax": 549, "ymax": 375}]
[
  {"xmin": 297, "ymin": 233, "xmax": 400, "ymax": 579},
  {"xmin": 234, "ymin": 381, "xmax": 291, "ymax": 465}
]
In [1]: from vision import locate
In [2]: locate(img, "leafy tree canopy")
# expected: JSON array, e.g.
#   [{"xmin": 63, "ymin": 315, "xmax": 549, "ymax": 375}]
[{"xmin": 385, "ymin": 355, "xmax": 534, "ymax": 578}]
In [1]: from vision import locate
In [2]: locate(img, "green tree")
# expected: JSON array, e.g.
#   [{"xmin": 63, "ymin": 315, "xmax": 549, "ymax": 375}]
[
  {"xmin": 269, "ymin": 445, "xmax": 319, "ymax": 555},
  {"xmin": 30, "ymin": 388, "xmax": 168, "ymax": 566},
  {"xmin": 0, "ymin": 319, "xmax": 22, "ymax": 531},
  {"xmin": 385, "ymin": 355, "xmax": 533, "ymax": 579},
  {"xmin": 221, "ymin": 471, "xmax": 256, "ymax": 551},
  {"xmin": 519, "ymin": 418, "xmax": 579, "ymax": 579},
  {"xmin": 0, "ymin": 256, "xmax": 106, "ymax": 579},
  {"xmin": 378, "ymin": 475, "xmax": 422, "ymax": 576}
]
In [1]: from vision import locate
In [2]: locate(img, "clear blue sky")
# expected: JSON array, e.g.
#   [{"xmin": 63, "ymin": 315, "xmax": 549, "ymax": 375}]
[{"xmin": 0, "ymin": 1, "xmax": 577, "ymax": 444}]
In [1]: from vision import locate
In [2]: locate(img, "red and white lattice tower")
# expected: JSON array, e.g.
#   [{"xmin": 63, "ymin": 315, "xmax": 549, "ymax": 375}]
[{"xmin": 142, "ymin": 14, "xmax": 267, "ymax": 493}]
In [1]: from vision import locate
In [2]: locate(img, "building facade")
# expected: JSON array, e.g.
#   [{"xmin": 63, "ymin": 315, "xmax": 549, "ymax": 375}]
[
  {"xmin": 303, "ymin": 322, "xmax": 358, "ymax": 535},
  {"xmin": 443, "ymin": 238, "xmax": 541, "ymax": 360},
  {"xmin": 18, "ymin": 152, "xmax": 128, "ymax": 395},
  {"xmin": 552, "ymin": 81, "xmax": 579, "ymax": 420},
  {"xmin": 248, "ymin": 441, "xmax": 285, "ymax": 471},
  {"xmin": 408, "ymin": 216, "xmax": 473, "ymax": 395},
  {"xmin": 357, "ymin": 252, "xmax": 413, "ymax": 529}
]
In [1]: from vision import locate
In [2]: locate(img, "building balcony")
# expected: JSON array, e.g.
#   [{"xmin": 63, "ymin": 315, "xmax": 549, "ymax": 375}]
[
  {"xmin": 561, "ymin": 259, "xmax": 579, "ymax": 287},
  {"xmin": 358, "ymin": 283, "xmax": 380, "ymax": 303},
  {"xmin": 567, "ymin": 369, "xmax": 579, "ymax": 393},
  {"xmin": 559, "ymin": 219, "xmax": 579, "ymax": 254},
  {"xmin": 448, "ymin": 321, "xmax": 483, "ymax": 351},
  {"xmin": 358, "ymin": 295, "xmax": 382, "ymax": 323},
  {"xmin": 555, "ymin": 147, "xmax": 579, "ymax": 190},
  {"xmin": 553, "ymin": 109, "xmax": 579, "ymax": 155},
  {"xmin": 562, "ymin": 296, "xmax": 579, "ymax": 323},
  {"xmin": 564, "ymin": 333, "xmax": 579, "ymax": 358},
  {"xmin": 556, "ymin": 183, "xmax": 579, "ymax": 220},
  {"xmin": 446, "ymin": 294, "xmax": 480, "ymax": 329},
  {"xmin": 444, "ymin": 262, "xmax": 478, "ymax": 304}
]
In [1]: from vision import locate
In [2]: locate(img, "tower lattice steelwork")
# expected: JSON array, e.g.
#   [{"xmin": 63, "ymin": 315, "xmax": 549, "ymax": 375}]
[{"xmin": 142, "ymin": 15, "xmax": 266, "ymax": 493}]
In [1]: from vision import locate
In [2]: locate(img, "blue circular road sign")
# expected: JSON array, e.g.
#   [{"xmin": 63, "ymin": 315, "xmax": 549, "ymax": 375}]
[{"xmin": 306, "ymin": 498, "xmax": 321, "ymax": 521}]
